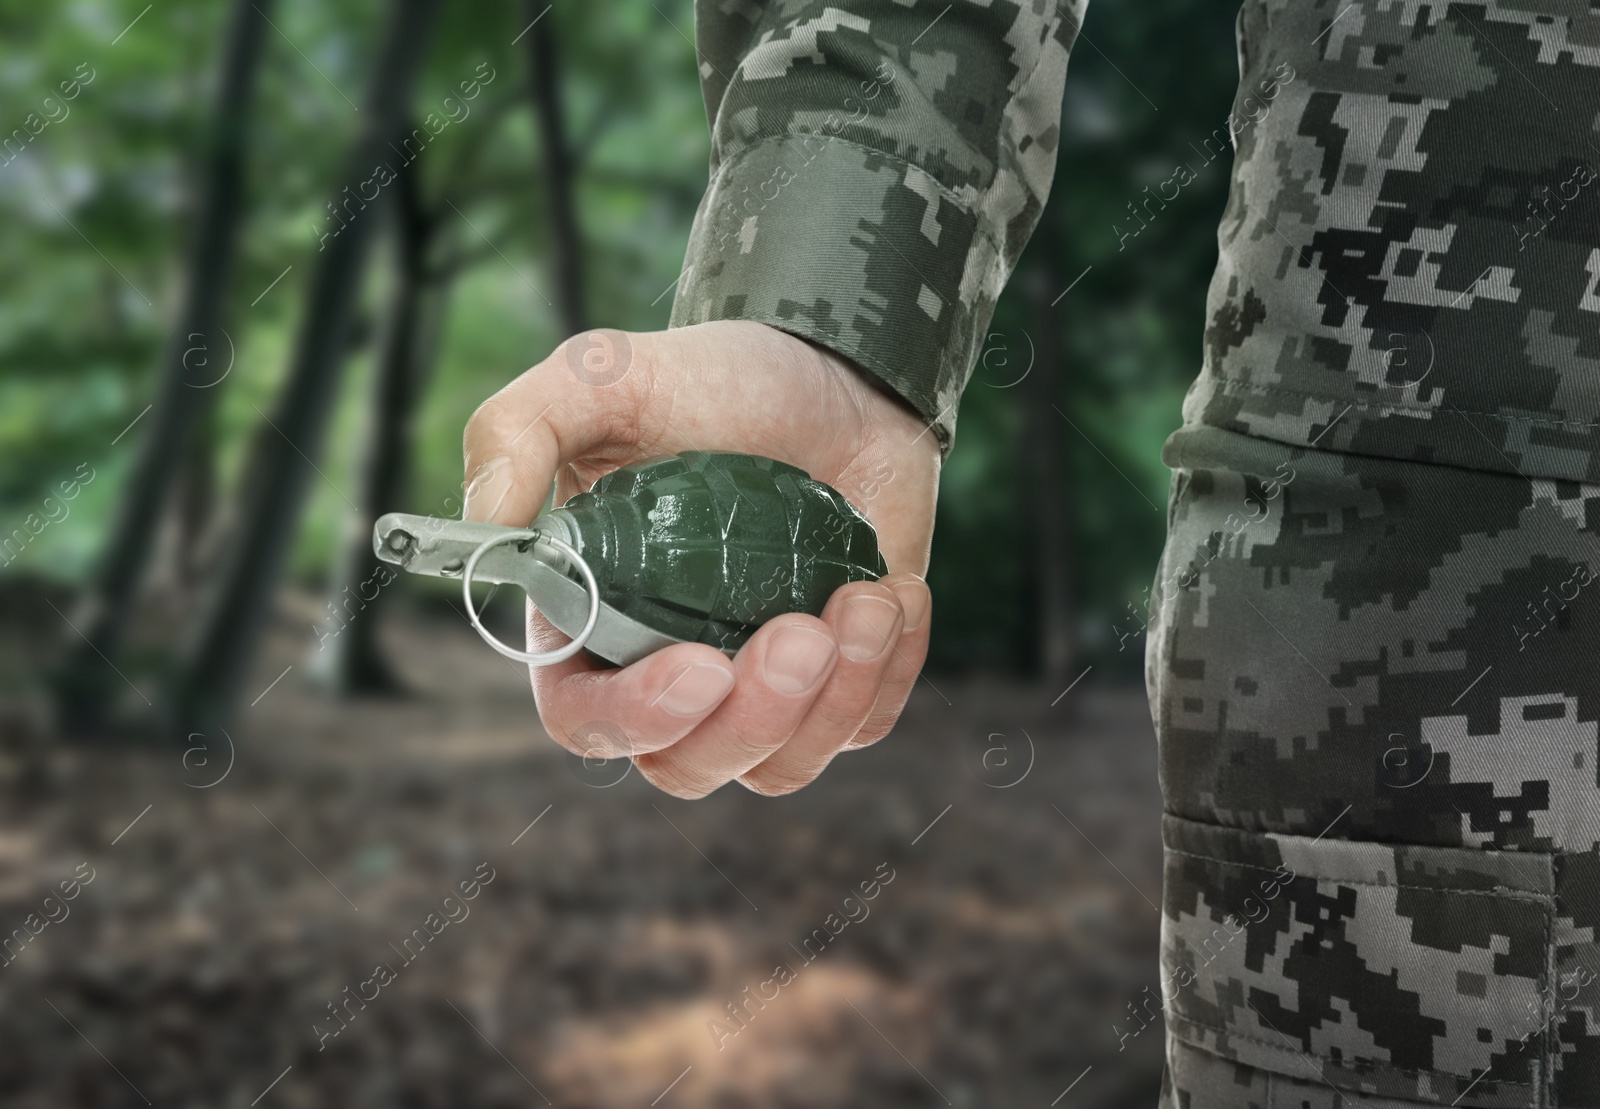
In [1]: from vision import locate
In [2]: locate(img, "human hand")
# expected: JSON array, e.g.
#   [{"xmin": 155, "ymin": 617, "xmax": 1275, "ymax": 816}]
[{"xmin": 462, "ymin": 320, "xmax": 939, "ymax": 797}]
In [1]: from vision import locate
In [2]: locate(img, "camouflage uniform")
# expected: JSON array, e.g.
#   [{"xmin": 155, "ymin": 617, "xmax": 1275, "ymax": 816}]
[
  {"xmin": 670, "ymin": 0, "xmax": 1083, "ymax": 455},
  {"xmin": 672, "ymin": 1, "xmax": 1600, "ymax": 1105}
]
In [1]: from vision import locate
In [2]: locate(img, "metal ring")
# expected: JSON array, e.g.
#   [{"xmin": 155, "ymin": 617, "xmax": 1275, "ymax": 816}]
[{"xmin": 461, "ymin": 529, "xmax": 600, "ymax": 666}]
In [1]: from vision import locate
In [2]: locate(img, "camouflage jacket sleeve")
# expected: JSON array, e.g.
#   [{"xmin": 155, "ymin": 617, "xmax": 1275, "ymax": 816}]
[
  {"xmin": 668, "ymin": 0, "xmax": 1084, "ymax": 455},
  {"xmin": 1171, "ymin": 0, "xmax": 1600, "ymax": 488}
]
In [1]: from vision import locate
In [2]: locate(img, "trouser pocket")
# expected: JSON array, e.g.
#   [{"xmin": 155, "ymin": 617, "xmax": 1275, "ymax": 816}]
[{"xmin": 1160, "ymin": 816, "xmax": 1559, "ymax": 1108}]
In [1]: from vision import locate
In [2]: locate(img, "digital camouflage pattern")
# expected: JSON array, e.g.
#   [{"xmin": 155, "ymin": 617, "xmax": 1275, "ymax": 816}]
[
  {"xmin": 670, "ymin": 0, "xmax": 1084, "ymax": 454},
  {"xmin": 671, "ymin": 0, "xmax": 1600, "ymax": 1106},
  {"xmin": 1149, "ymin": 435, "xmax": 1600, "ymax": 1107},
  {"xmin": 1149, "ymin": 2, "xmax": 1600, "ymax": 1105},
  {"xmin": 1182, "ymin": 0, "xmax": 1600, "ymax": 488}
]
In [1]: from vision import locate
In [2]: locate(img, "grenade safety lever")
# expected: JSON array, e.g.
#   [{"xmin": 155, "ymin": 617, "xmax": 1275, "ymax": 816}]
[
  {"xmin": 372, "ymin": 514, "xmax": 651, "ymax": 666},
  {"xmin": 374, "ymin": 452, "xmax": 888, "ymax": 668}
]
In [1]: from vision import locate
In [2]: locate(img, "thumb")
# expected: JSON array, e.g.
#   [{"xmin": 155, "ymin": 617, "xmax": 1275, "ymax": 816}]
[{"xmin": 461, "ymin": 329, "xmax": 646, "ymax": 525}]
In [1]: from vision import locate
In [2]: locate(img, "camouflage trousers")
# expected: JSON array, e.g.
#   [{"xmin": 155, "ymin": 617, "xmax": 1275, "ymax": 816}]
[{"xmin": 1147, "ymin": 425, "xmax": 1600, "ymax": 1108}]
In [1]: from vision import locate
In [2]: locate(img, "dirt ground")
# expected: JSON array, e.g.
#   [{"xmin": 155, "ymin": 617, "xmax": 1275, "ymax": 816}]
[{"xmin": 0, "ymin": 593, "xmax": 1167, "ymax": 1108}]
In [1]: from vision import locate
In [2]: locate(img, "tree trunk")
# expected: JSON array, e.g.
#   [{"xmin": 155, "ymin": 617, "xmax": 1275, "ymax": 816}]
[
  {"xmin": 176, "ymin": 406, "xmax": 219, "ymax": 591},
  {"xmin": 524, "ymin": 1, "xmax": 586, "ymax": 334},
  {"xmin": 54, "ymin": 0, "xmax": 274, "ymax": 733},
  {"xmin": 310, "ymin": 163, "xmax": 442, "ymax": 695},
  {"xmin": 1026, "ymin": 268, "xmax": 1074, "ymax": 690},
  {"xmin": 168, "ymin": 0, "xmax": 440, "ymax": 732}
]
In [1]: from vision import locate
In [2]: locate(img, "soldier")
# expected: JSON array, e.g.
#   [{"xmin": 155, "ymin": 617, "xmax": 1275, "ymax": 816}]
[{"xmin": 462, "ymin": 1, "xmax": 1600, "ymax": 1105}]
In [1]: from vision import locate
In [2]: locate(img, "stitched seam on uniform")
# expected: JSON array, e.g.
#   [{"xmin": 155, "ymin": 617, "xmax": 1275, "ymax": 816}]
[
  {"xmin": 1541, "ymin": 901, "xmax": 1556, "ymax": 1106},
  {"xmin": 1006, "ymin": 6, "xmax": 1071, "ymax": 154},
  {"xmin": 1212, "ymin": 377, "xmax": 1600, "ymax": 431},
  {"xmin": 705, "ymin": 131, "xmax": 1008, "ymax": 262},
  {"xmin": 984, "ymin": 3, "xmax": 1069, "ymax": 252},
  {"xmin": 1162, "ymin": 814, "xmax": 1563, "ymax": 860},
  {"xmin": 1165, "ymin": 1015, "xmax": 1538, "ymax": 1090},
  {"xmin": 1154, "ymin": 542, "xmax": 1179, "ymax": 771},
  {"xmin": 1164, "ymin": 846, "xmax": 1555, "ymax": 902},
  {"xmin": 1164, "ymin": 837, "xmax": 1558, "ymax": 1096}
]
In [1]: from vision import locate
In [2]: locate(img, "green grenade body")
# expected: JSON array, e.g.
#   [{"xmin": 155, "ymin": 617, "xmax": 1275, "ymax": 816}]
[{"xmin": 544, "ymin": 452, "xmax": 887, "ymax": 653}]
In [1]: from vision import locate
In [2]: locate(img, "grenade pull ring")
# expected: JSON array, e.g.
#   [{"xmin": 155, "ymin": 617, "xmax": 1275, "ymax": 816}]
[
  {"xmin": 374, "ymin": 510, "xmax": 684, "ymax": 667},
  {"xmin": 460, "ymin": 529, "xmax": 600, "ymax": 666}
]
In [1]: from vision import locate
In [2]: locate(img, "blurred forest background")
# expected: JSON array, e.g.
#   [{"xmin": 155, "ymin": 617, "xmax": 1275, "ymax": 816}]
[
  {"xmin": 1, "ymin": 0, "xmax": 1243, "ymax": 719},
  {"xmin": 0, "ymin": 0, "xmax": 1245, "ymax": 1105}
]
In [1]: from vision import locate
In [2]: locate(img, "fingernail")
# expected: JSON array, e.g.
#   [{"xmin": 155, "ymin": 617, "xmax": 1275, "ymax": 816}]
[
  {"xmin": 891, "ymin": 579, "xmax": 930, "ymax": 633},
  {"xmin": 463, "ymin": 455, "xmax": 514, "ymax": 523},
  {"xmin": 838, "ymin": 595, "xmax": 902, "ymax": 661},
  {"xmin": 764, "ymin": 626, "xmax": 837, "ymax": 695},
  {"xmin": 654, "ymin": 663, "xmax": 736, "ymax": 717}
]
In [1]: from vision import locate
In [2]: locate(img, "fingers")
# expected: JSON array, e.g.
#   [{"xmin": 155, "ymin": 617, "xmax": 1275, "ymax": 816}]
[
  {"xmin": 462, "ymin": 329, "xmax": 647, "ymax": 526},
  {"xmin": 845, "ymin": 574, "xmax": 931, "ymax": 750},
  {"xmin": 632, "ymin": 614, "xmax": 840, "ymax": 798},
  {"xmin": 525, "ymin": 599, "xmax": 737, "ymax": 759},
  {"xmin": 737, "ymin": 580, "xmax": 906, "ymax": 794},
  {"xmin": 526, "ymin": 575, "xmax": 931, "ymax": 797}
]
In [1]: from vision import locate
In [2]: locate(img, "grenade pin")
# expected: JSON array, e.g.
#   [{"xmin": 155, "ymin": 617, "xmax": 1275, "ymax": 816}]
[{"xmin": 372, "ymin": 511, "xmax": 682, "ymax": 667}]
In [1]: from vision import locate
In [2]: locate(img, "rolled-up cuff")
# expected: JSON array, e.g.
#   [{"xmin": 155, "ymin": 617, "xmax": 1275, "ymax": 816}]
[{"xmin": 670, "ymin": 133, "xmax": 1001, "ymax": 456}]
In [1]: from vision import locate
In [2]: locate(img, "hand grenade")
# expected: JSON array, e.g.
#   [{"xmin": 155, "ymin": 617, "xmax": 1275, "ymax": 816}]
[{"xmin": 374, "ymin": 452, "xmax": 888, "ymax": 666}]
